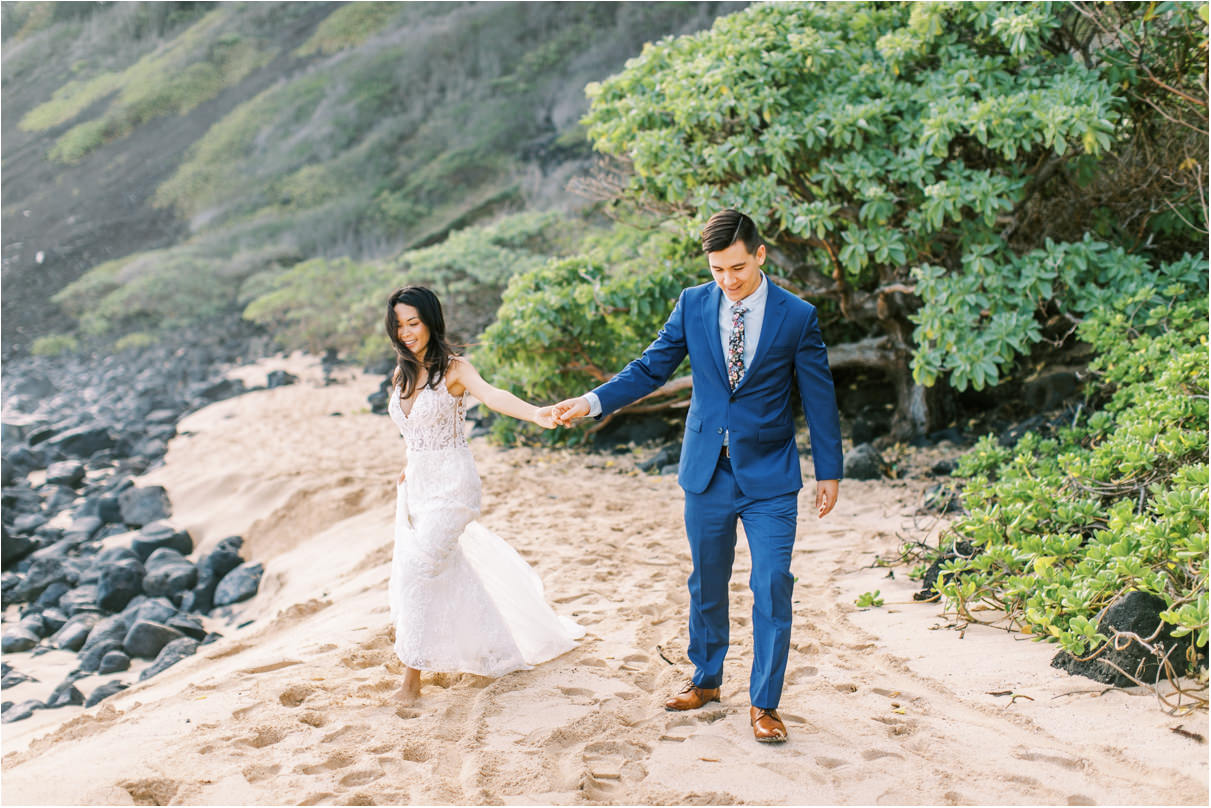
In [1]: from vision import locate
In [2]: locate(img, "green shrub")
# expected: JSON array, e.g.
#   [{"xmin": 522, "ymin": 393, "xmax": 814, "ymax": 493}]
[
  {"xmin": 31, "ymin": 332, "xmax": 79, "ymax": 356},
  {"xmin": 36, "ymin": 6, "xmax": 278, "ymax": 164},
  {"xmin": 473, "ymin": 226, "xmax": 702, "ymax": 443},
  {"xmin": 112, "ymin": 332, "xmax": 159, "ymax": 352},
  {"xmin": 933, "ymin": 272, "xmax": 1208, "ymax": 668},
  {"xmin": 296, "ymin": 2, "xmax": 400, "ymax": 56}
]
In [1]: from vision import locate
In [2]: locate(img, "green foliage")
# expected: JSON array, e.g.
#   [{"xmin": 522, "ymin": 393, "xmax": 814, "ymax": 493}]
[
  {"xmin": 934, "ymin": 274, "xmax": 1208, "ymax": 662},
  {"xmin": 112, "ymin": 332, "xmax": 159, "ymax": 352},
  {"xmin": 26, "ymin": 5, "xmax": 280, "ymax": 163},
  {"xmin": 30, "ymin": 332, "xmax": 79, "ymax": 357},
  {"xmin": 474, "ymin": 226, "xmax": 702, "ymax": 440},
  {"xmin": 580, "ymin": 2, "xmax": 1149, "ymax": 392},
  {"xmin": 911, "ymin": 240, "xmax": 1208, "ymax": 390},
  {"xmin": 240, "ymin": 213, "xmax": 568, "ymax": 362},
  {"xmin": 856, "ymin": 590, "xmax": 885, "ymax": 608},
  {"xmin": 54, "ymin": 244, "xmax": 297, "ymax": 337},
  {"xmin": 242, "ymin": 256, "xmax": 392, "ymax": 357},
  {"xmin": 296, "ymin": 2, "xmax": 401, "ymax": 56}
]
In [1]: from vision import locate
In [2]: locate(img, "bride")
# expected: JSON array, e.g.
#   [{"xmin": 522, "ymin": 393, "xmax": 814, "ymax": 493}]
[{"xmin": 384, "ymin": 285, "xmax": 583, "ymax": 705}]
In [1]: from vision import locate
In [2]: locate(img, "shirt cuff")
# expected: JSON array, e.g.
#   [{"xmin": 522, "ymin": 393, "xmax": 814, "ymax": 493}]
[{"xmin": 583, "ymin": 392, "xmax": 602, "ymax": 418}]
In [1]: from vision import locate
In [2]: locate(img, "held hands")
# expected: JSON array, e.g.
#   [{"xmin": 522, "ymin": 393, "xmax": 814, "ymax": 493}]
[
  {"xmin": 533, "ymin": 398, "xmax": 586, "ymax": 429},
  {"xmin": 551, "ymin": 396, "xmax": 590, "ymax": 427}
]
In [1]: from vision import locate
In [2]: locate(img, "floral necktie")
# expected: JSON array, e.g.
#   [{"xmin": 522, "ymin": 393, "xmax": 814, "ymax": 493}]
[{"xmin": 727, "ymin": 301, "xmax": 747, "ymax": 390}]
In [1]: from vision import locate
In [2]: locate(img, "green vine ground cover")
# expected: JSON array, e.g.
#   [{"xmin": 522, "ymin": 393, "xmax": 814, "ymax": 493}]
[{"xmin": 922, "ymin": 279, "xmax": 1208, "ymax": 692}]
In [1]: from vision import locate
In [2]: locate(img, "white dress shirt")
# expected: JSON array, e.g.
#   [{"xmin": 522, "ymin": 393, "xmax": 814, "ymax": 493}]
[{"xmin": 584, "ymin": 274, "xmax": 769, "ymax": 439}]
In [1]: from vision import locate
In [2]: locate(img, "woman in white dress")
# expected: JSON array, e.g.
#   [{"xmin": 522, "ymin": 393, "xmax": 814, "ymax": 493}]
[{"xmin": 385, "ymin": 286, "xmax": 583, "ymax": 705}]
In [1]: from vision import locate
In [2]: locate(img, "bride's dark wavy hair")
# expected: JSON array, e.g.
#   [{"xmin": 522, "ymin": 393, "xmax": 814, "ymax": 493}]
[{"xmin": 385, "ymin": 286, "xmax": 456, "ymax": 398}]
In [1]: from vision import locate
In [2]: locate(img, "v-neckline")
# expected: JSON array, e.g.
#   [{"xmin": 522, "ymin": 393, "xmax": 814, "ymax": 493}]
[{"xmin": 397, "ymin": 383, "xmax": 427, "ymax": 419}]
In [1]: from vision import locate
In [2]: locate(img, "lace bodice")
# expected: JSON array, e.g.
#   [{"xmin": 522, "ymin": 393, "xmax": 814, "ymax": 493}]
[{"xmin": 388, "ymin": 381, "xmax": 470, "ymax": 453}]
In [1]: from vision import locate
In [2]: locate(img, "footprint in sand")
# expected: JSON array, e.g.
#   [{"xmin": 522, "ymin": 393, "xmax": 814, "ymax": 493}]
[
  {"xmin": 338, "ymin": 768, "xmax": 384, "ymax": 787},
  {"xmin": 118, "ymin": 778, "xmax": 179, "ymax": 805},
  {"xmin": 861, "ymin": 748, "xmax": 903, "ymax": 761},
  {"xmin": 296, "ymin": 751, "xmax": 355, "ymax": 774},
  {"xmin": 872, "ymin": 714, "xmax": 916, "ymax": 737},
  {"xmin": 321, "ymin": 724, "xmax": 371, "ymax": 744},
  {"xmin": 278, "ymin": 684, "xmax": 314, "ymax": 707},
  {"xmin": 1013, "ymin": 749, "xmax": 1084, "ymax": 770},
  {"xmin": 231, "ymin": 703, "xmax": 260, "ymax": 720},
  {"xmin": 298, "ymin": 711, "xmax": 328, "ymax": 728},
  {"xmin": 579, "ymin": 740, "xmax": 650, "ymax": 798},
  {"xmin": 394, "ymin": 707, "xmax": 421, "ymax": 721},
  {"xmin": 816, "ymin": 756, "xmax": 848, "ymax": 769},
  {"xmin": 242, "ymin": 726, "xmax": 286, "ymax": 749},
  {"xmin": 239, "ymin": 659, "xmax": 303, "ymax": 675},
  {"xmin": 558, "ymin": 686, "xmax": 599, "ymax": 705},
  {"xmin": 242, "ymin": 763, "xmax": 280, "ymax": 783},
  {"xmin": 340, "ymin": 649, "xmax": 393, "ymax": 670}
]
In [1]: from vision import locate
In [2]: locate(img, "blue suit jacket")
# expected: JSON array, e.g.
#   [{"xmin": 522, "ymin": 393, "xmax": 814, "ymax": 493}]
[{"xmin": 592, "ymin": 281, "xmax": 844, "ymax": 497}]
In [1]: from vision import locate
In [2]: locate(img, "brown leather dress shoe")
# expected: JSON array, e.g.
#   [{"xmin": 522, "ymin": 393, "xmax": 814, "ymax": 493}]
[
  {"xmin": 750, "ymin": 706, "xmax": 788, "ymax": 743},
  {"xmin": 664, "ymin": 681, "xmax": 721, "ymax": 711}
]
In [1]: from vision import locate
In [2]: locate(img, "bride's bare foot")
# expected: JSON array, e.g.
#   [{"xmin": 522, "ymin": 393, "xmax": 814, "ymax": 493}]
[{"xmin": 394, "ymin": 667, "xmax": 422, "ymax": 706}]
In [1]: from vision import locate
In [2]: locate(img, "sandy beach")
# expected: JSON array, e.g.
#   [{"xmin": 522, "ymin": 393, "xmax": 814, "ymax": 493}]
[{"xmin": 2, "ymin": 354, "xmax": 1206, "ymax": 805}]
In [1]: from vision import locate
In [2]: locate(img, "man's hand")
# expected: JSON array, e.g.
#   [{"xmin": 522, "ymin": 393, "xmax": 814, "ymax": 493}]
[
  {"xmin": 816, "ymin": 479, "xmax": 839, "ymax": 518},
  {"xmin": 552, "ymin": 396, "xmax": 590, "ymax": 426}
]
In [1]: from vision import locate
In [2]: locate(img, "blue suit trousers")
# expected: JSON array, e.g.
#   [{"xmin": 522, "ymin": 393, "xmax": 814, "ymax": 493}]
[{"xmin": 684, "ymin": 453, "xmax": 798, "ymax": 709}]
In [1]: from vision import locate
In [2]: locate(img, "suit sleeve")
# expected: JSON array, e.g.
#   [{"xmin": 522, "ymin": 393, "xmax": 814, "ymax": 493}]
[
  {"xmin": 590, "ymin": 290, "xmax": 690, "ymax": 418},
  {"xmin": 795, "ymin": 306, "xmax": 845, "ymax": 481}
]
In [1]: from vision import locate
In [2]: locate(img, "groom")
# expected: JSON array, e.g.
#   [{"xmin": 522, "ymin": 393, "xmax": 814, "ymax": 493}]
[{"xmin": 553, "ymin": 210, "xmax": 843, "ymax": 744}]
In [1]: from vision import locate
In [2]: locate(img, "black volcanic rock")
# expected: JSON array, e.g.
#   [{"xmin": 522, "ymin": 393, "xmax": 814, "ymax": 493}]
[
  {"xmin": 142, "ymin": 548, "xmax": 197, "ymax": 600},
  {"xmin": 1051, "ymin": 591, "xmax": 1189, "ymax": 686},
  {"xmin": 97, "ymin": 558, "xmax": 145, "ymax": 612},
  {"xmin": 1, "ymin": 699, "xmax": 43, "ymax": 723},
  {"xmin": 201, "ymin": 536, "xmax": 244, "ymax": 579},
  {"xmin": 2, "ymin": 627, "xmax": 39, "ymax": 652},
  {"xmin": 45, "ymin": 461, "xmax": 86, "ymax": 488},
  {"xmin": 13, "ymin": 555, "xmax": 70, "ymax": 602},
  {"xmin": 57, "ymin": 584, "xmax": 100, "ymax": 616},
  {"xmin": 139, "ymin": 637, "xmax": 200, "ymax": 681},
  {"xmin": 213, "ymin": 562, "xmax": 263, "ymax": 606},
  {"xmin": 843, "ymin": 444, "xmax": 885, "ymax": 480},
  {"xmin": 85, "ymin": 680, "xmax": 129, "ymax": 707},
  {"xmin": 118, "ymin": 486, "xmax": 172, "ymax": 527},
  {"xmin": 131, "ymin": 522, "xmax": 192, "ymax": 559},
  {"xmin": 123, "ymin": 620, "xmax": 185, "ymax": 659},
  {"xmin": 78, "ymin": 614, "xmax": 128, "ymax": 656},
  {"xmin": 2, "ymin": 526, "xmax": 36, "ymax": 567},
  {"xmin": 47, "ymin": 425, "xmax": 117, "ymax": 459},
  {"xmin": 98, "ymin": 649, "xmax": 131, "ymax": 674},
  {"xmin": 50, "ymin": 612, "xmax": 100, "ymax": 651},
  {"xmin": 45, "ymin": 678, "xmax": 85, "ymax": 708},
  {"xmin": 267, "ymin": 370, "xmax": 298, "ymax": 388}
]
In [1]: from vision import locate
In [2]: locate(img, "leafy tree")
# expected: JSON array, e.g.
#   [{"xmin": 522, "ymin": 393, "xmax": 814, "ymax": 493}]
[
  {"xmin": 474, "ymin": 225, "xmax": 702, "ymax": 441},
  {"xmin": 575, "ymin": 1, "xmax": 1204, "ymax": 436}
]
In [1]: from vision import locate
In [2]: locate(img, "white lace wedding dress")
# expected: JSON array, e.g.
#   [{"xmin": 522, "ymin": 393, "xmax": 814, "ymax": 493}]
[{"xmin": 387, "ymin": 381, "xmax": 583, "ymax": 676}]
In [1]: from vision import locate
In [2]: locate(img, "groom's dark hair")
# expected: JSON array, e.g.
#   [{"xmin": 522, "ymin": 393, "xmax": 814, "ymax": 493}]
[{"xmin": 701, "ymin": 209, "xmax": 762, "ymax": 255}]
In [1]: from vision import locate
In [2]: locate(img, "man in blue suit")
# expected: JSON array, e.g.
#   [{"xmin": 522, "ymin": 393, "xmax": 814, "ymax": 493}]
[{"xmin": 553, "ymin": 209, "xmax": 843, "ymax": 743}]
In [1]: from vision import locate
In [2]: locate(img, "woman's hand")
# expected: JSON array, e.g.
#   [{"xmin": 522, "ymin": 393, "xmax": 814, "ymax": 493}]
[
  {"xmin": 397, "ymin": 468, "xmax": 407, "ymax": 485},
  {"xmin": 534, "ymin": 406, "xmax": 558, "ymax": 429}
]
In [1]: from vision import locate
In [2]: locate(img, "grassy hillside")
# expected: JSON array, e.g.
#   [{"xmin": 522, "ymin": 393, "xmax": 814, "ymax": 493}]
[{"xmin": 1, "ymin": 1, "xmax": 742, "ymax": 354}]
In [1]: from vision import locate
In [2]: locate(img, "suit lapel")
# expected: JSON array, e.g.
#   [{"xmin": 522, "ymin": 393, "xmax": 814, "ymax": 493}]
[
  {"xmin": 701, "ymin": 284, "xmax": 730, "ymax": 388},
  {"xmin": 733, "ymin": 287, "xmax": 786, "ymax": 393}
]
